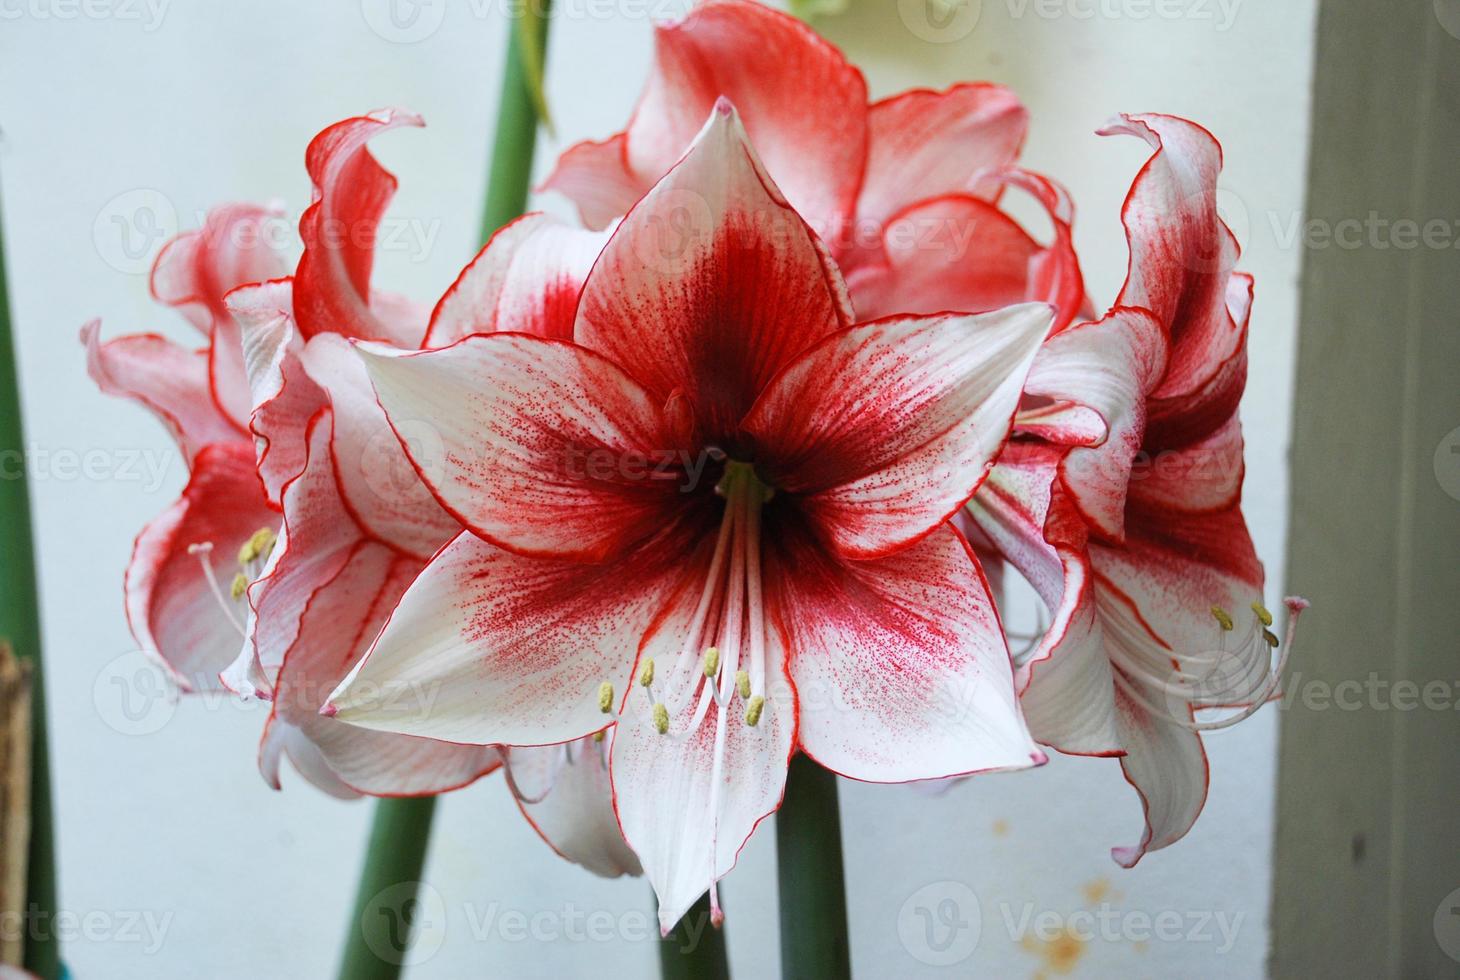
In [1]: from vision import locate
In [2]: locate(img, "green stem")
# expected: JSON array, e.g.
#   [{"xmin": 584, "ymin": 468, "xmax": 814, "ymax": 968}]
[
  {"xmin": 335, "ymin": 797, "xmax": 436, "ymax": 980},
  {"xmin": 777, "ymin": 754, "xmax": 850, "ymax": 980},
  {"xmin": 334, "ymin": 8, "xmax": 554, "ymax": 978},
  {"xmin": 479, "ymin": 0, "xmax": 554, "ymax": 246},
  {"xmin": 0, "ymin": 177, "xmax": 62, "ymax": 980},
  {"xmin": 658, "ymin": 891, "xmax": 730, "ymax": 980}
]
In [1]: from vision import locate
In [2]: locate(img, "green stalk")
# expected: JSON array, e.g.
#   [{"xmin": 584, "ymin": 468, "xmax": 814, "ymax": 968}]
[
  {"xmin": 479, "ymin": 0, "xmax": 554, "ymax": 246},
  {"xmin": 777, "ymin": 754, "xmax": 851, "ymax": 979},
  {"xmin": 334, "ymin": 7, "xmax": 555, "ymax": 978},
  {"xmin": 335, "ymin": 797, "xmax": 437, "ymax": 980},
  {"xmin": 658, "ymin": 892, "xmax": 730, "ymax": 980},
  {"xmin": 0, "ymin": 179, "xmax": 62, "ymax": 980}
]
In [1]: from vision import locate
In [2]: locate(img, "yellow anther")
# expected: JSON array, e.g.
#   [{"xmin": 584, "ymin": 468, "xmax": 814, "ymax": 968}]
[
  {"xmin": 592, "ymin": 730, "xmax": 606, "ymax": 743},
  {"xmin": 638, "ymin": 658, "xmax": 655, "ymax": 687},
  {"xmin": 1262, "ymin": 628, "xmax": 1280, "ymax": 648},
  {"xmin": 229, "ymin": 572, "xmax": 249, "ymax": 600},
  {"xmin": 1252, "ymin": 601, "xmax": 1274, "ymax": 627},
  {"xmin": 652, "ymin": 702, "xmax": 669, "ymax": 734},
  {"xmin": 735, "ymin": 670, "xmax": 751, "ymax": 700},
  {"xmin": 702, "ymin": 646, "xmax": 720, "ymax": 677},
  {"xmin": 744, "ymin": 695, "xmax": 765, "ymax": 727},
  {"xmin": 1210, "ymin": 606, "xmax": 1235, "ymax": 631},
  {"xmin": 597, "ymin": 681, "xmax": 615, "ymax": 713},
  {"xmin": 238, "ymin": 526, "xmax": 276, "ymax": 565}
]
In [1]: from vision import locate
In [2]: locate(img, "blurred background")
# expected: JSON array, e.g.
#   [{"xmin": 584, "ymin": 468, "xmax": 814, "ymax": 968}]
[{"xmin": 0, "ymin": 1, "xmax": 1318, "ymax": 976}]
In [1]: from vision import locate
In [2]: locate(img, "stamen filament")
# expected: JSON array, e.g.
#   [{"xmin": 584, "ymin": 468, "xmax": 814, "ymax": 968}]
[{"xmin": 187, "ymin": 542, "xmax": 246, "ymax": 638}]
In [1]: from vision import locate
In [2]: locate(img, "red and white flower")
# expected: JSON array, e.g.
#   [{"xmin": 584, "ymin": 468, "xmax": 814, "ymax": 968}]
[
  {"xmin": 540, "ymin": 0, "xmax": 1081, "ymax": 329},
  {"xmin": 325, "ymin": 103, "xmax": 1049, "ymax": 929},
  {"xmin": 966, "ymin": 114, "xmax": 1307, "ymax": 865},
  {"xmin": 211, "ymin": 110, "xmax": 627, "ymax": 875},
  {"xmin": 82, "ymin": 202, "xmax": 285, "ymax": 692}
]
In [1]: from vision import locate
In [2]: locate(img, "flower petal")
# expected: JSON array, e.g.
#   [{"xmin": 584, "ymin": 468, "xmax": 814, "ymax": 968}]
[
  {"xmin": 858, "ymin": 83, "xmax": 1026, "ymax": 233},
  {"xmin": 575, "ymin": 101, "xmax": 853, "ymax": 444},
  {"xmin": 424, "ymin": 213, "xmax": 610, "ymax": 347},
  {"xmin": 358, "ymin": 334, "xmax": 687, "ymax": 562},
  {"xmin": 743, "ymin": 304, "xmax": 1051, "ymax": 559},
  {"xmin": 624, "ymin": 0, "xmax": 868, "ymax": 239},
  {"xmin": 300, "ymin": 334, "xmax": 459, "ymax": 559},
  {"xmin": 150, "ymin": 202, "xmax": 289, "ymax": 334},
  {"xmin": 151, "ymin": 203, "xmax": 290, "ymax": 427},
  {"xmin": 81, "ymin": 319, "xmax": 242, "ymax": 466},
  {"xmin": 294, "ymin": 108, "xmax": 426, "ymax": 346},
  {"xmin": 846, "ymin": 171, "xmax": 1083, "ymax": 330},
  {"xmin": 1103, "ymin": 113, "xmax": 1245, "ymax": 418},
  {"xmin": 965, "ymin": 444, "xmax": 1122, "ymax": 754},
  {"xmin": 1089, "ymin": 506, "xmax": 1265, "ymax": 863},
  {"xmin": 771, "ymin": 520, "xmax": 1040, "ymax": 781},
  {"xmin": 1021, "ymin": 307, "xmax": 1167, "ymax": 540},
  {"xmin": 260, "ymin": 538, "xmax": 501, "ymax": 797},
  {"xmin": 227, "ymin": 280, "xmax": 325, "ymax": 506},
  {"xmin": 1109, "ymin": 686, "xmax": 1209, "ymax": 868},
  {"xmin": 325, "ymin": 526, "xmax": 696, "ymax": 745},
  {"xmin": 124, "ymin": 442, "xmax": 276, "ymax": 692},
  {"xmin": 539, "ymin": 133, "xmax": 643, "ymax": 232},
  {"xmin": 509, "ymin": 738, "xmax": 643, "ymax": 879},
  {"xmin": 611, "ymin": 636, "xmax": 794, "ymax": 932}
]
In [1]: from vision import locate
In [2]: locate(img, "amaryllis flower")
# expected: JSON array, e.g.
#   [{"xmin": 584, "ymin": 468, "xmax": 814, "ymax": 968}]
[
  {"xmin": 965, "ymin": 114, "xmax": 1307, "ymax": 865},
  {"xmin": 324, "ymin": 103, "xmax": 1050, "ymax": 927},
  {"xmin": 216, "ymin": 109, "xmax": 499, "ymax": 799},
  {"xmin": 213, "ymin": 110, "xmax": 629, "ymax": 877},
  {"xmin": 539, "ymin": 0, "xmax": 1083, "ymax": 329},
  {"xmin": 82, "ymin": 203, "xmax": 285, "ymax": 692}
]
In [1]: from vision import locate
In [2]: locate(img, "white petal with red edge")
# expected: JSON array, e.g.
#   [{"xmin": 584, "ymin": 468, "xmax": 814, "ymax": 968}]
[
  {"xmin": 1022, "ymin": 307, "xmax": 1167, "ymax": 540},
  {"xmin": 1109, "ymin": 683, "xmax": 1210, "ymax": 867},
  {"xmin": 300, "ymin": 334, "xmax": 459, "ymax": 560},
  {"xmin": 774, "ymin": 522, "xmax": 1040, "ymax": 781},
  {"xmin": 326, "ymin": 529, "xmax": 688, "ymax": 746},
  {"xmin": 261, "ymin": 533, "xmax": 500, "ymax": 797},
  {"xmin": 743, "ymin": 304, "xmax": 1051, "ymax": 559},
  {"xmin": 612, "ymin": 642, "xmax": 794, "ymax": 933},
  {"xmin": 574, "ymin": 101, "xmax": 853, "ymax": 442},
  {"xmin": 1104, "ymin": 113, "xmax": 1245, "ymax": 412},
  {"xmin": 150, "ymin": 203, "xmax": 291, "ymax": 427},
  {"xmin": 123, "ymin": 443, "xmax": 276, "ymax": 692},
  {"xmin": 81, "ymin": 320, "xmax": 242, "ymax": 466},
  {"xmin": 964, "ymin": 447, "xmax": 1123, "ymax": 755},
  {"xmin": 151, "ymin": 202, "xmax": 289, "ymax": 334},
  {"xmin": 509, "ymin": 738, "xmax": 643, "ymax": 879},
  {"xmin": 294, "ymin": 108, "xmax": 427, "ymax": 346},
  {"xmin": 425, "ymin": 213, "xmax": 610, "ymax": 347},
  {"xmin": 358, "ymin": 334, "xmax": 684, "ymax": 562},
  {"xmin": 228, "ymin": 280, "xmax": 327, "ymax": 506}
]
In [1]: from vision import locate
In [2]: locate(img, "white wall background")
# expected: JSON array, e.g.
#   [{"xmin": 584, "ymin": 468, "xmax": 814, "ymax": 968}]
[{"xmin": 0, "ymin": 0, "xmax": 1315, "ymax": 976}]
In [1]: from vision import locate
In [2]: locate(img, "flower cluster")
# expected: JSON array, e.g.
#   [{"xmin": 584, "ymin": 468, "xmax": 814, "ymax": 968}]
[{"xmin": 85, "ymin": 0, "xmax": 1302, "ymax": 931}]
